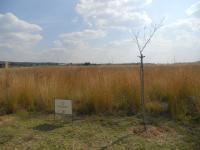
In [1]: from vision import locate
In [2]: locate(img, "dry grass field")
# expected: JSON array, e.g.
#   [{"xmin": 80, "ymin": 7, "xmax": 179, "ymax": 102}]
[{"xmin": 0, "ymin": 64, "xmax": 199, "ymax": 121}]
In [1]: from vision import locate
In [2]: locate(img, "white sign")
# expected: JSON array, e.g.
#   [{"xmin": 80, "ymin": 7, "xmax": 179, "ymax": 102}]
[{"xmin": 55, "ymin": 99, "xmax": 72, "ymax": 115}]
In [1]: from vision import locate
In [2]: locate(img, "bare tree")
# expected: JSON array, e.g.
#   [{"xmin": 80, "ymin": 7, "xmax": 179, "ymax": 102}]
[{"xmin": 131, "ymin": 20, "xmax": 164, "ymax": 131}]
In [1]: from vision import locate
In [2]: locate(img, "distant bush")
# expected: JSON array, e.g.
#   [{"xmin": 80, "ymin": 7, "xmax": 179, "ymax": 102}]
[{"xmin": 83, "ymin": 62, "xmax": 91, "ymax": 66}]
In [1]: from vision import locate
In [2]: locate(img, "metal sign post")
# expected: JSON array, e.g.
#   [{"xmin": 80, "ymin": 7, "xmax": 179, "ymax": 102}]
[{"xmin": 54, "ymin": 99, "xmax": 74, "ymax": 149}]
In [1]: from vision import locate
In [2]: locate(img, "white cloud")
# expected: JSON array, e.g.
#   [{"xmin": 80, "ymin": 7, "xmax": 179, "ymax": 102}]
[
  {"xmin": 54, "ymin": 29, "xmax": 106, "ymax": 49},
  {"xmin": 143, "ymin": 18, "xmax": 200, "ymax": 63},
  {"xmin": 2, "ymin": 1, "xmax": 199, "ymax": 63},
  {"xmin": 0, "ymin": 13, "xmax": 42, "ymax": 51},
  {"xmin": 186, "ymin": 1, "xmax": 200, "ymax": 18},
  {"xmin": 102, "ymin": 14, "xmax": 200, "ymax": 63},
  {"xmin": 59, "ymin": 29, "xmax": 106, "ymax": 40},
  {"xmin": 47, "ymin": 15, "xmax": 200, "ymax": 64},
  {"xmin": 0, "ymin": 33, "xmax": 42, "ymax": 50},
  {"xmin": 34, "ymin": 29, "xmax": 107, "ymax": 63},
  {"xmin": 149, "ymin": 2, "xmax": 200, "ymax": 62},
  {"xmin": 162, "ymin": 18, "xmax": 200, "ymax": 34},
  {"xmin": 0, "ymin": 13, "xmax": 41, "ymax": 33},
  {"xmin": 145, "ymin": 34, "xmax": 200, "ymax": 63},
  {"xmin": 76, "ymin": 0, "xmax": 152, "ymax": 29}
]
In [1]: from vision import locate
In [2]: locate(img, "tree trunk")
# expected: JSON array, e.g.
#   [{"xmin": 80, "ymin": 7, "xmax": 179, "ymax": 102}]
[{"xmin": 139, "ymin": 54, "xmax": 146, "ymax": 131}]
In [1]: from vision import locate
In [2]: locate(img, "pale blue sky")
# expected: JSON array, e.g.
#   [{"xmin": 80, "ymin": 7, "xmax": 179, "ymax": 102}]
[{"xmin": 0, "ymin": 0, "xmax": 199, "ymax": 63}]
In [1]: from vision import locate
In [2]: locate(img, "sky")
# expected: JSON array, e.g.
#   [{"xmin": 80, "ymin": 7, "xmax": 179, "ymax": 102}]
[{"xmin": 0, "ymin": 0, "xmax": 199, "ymax": 63}]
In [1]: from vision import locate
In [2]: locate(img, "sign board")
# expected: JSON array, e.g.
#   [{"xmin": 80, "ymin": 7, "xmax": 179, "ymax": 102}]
[{"xmin": 55, "ymin": 99, "xmax": 72, "ymax": 115}]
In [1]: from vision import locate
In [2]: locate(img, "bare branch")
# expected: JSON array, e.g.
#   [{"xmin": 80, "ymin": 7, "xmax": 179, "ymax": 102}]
[
  {"xmin": 130, "ymin": 18, "xmax": 165, "ymax": 56},
  {"xmin": 143, "ymin": 26, "xmax": 147, "ymax": 43},
  {"xmin": 140, "ymin": 24, "xmax": 158, "ymax": 52},
  {"xmin": 135, "ymin": 33, "xmax": 142, "ymax": 53},
  {"xmin": 130, "ymin": 30, "xmax": 142, "ymax": 52},
  {"xmin": 141, "ymin": 20, "xmax": 164, "ymax": 52},
  {"xmin": 129, "ymin": 29, "xmax": 137, "ymax": 43}
]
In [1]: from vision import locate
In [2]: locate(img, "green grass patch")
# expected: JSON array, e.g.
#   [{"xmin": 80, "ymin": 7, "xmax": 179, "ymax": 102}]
[{"xmin": 0, "ymin": 114, "xmax": 199, "ymax": 149}]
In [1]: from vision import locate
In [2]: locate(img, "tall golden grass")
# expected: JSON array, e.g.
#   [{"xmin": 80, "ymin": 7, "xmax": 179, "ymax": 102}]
[{"xmin": 0, "ymin": 64, "xmax": 199, "ymax": 120}]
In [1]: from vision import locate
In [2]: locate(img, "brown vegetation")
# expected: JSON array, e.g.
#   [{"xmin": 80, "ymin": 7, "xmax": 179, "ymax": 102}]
[{"xmin": 0, "ymin": 64, "xmax": 199, "ymax": 120}]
